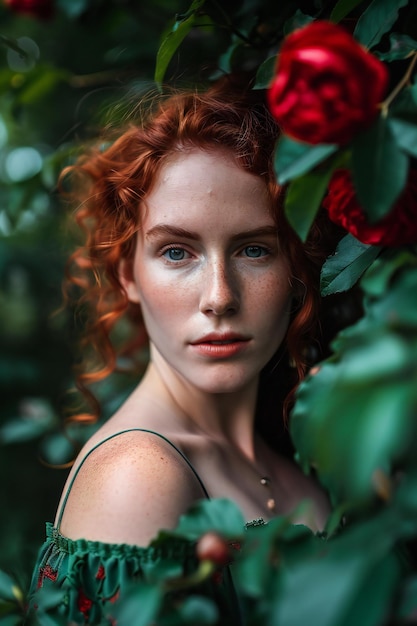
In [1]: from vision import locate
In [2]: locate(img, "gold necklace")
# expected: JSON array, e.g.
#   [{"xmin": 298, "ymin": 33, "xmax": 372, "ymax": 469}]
[{"xmin": 260, "ymin": 476, "xmax": 276, "ymax": 513}]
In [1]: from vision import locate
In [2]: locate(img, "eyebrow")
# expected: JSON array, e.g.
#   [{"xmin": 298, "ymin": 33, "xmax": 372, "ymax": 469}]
[{"xmin": 145, "ymin": 224, "xmax": 278, "ymax": 241}]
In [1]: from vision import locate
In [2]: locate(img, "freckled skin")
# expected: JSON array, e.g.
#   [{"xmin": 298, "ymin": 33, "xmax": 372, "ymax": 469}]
[{"xmin": 122, "ymin": 148, "xmax": 293, "ymax": 397}]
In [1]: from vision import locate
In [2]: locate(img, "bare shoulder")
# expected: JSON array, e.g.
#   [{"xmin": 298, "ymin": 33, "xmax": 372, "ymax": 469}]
[{"xmin": 59, "ymin": 430, "xmax": 206, "ymax": 547}]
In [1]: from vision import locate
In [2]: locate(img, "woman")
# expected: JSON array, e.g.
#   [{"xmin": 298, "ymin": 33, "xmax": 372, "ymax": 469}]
[{"xmin": 29, "ymin": 80, "xmax": 330, "ymax": 623}]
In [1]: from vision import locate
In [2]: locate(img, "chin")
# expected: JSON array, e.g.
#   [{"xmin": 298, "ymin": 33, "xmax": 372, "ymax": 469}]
[{"xmin": 191, "ymin": 370, "xmax": 258, "ymax": 396}]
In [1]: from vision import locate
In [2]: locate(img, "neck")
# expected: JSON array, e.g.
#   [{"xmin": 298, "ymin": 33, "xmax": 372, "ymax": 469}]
[{"xmin": 143, "ymin": 358, "xmax": 259, "ymax": 463}]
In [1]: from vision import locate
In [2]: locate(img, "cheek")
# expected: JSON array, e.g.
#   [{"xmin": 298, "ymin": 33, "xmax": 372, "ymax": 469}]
[
  {"xmin": 254, "ymin": 269, "xmax": 291, "ymax": 312},
  {"xmin": 136, "ymin": 273, "xmax": 193, "ymax": 334}
]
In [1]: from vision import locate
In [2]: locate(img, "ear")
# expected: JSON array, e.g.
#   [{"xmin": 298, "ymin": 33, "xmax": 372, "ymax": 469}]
[{"xmin": 118, "ymin": 259, "xmax": 141, "ymax": 304}]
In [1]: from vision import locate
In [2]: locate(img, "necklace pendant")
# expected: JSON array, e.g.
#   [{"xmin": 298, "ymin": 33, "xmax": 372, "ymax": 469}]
[{"xmin": 267, "ymin": 497, "xmax": 276, "ymax": 511}]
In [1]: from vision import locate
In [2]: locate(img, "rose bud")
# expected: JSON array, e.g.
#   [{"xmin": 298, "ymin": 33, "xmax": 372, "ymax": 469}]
[{"xmin": 196, "ymin": 532, "xmax": 231, "ymax": 566}]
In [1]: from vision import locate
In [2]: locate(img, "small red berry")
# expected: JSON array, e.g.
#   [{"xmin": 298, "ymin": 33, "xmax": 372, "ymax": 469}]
[{"xmin": 196, "ymin": 532, "xmax": 231, "ymax": 566}]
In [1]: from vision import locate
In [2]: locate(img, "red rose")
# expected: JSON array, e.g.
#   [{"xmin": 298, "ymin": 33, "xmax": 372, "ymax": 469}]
[
  {"xmin": 323, "ymin": 168, "xmax": 417, "ymax": 246},
  {"xmin": 267, "ymin": 21, "xmax": 388, "ymax": 145},
  {"xmin": 4, "ymin": 0, "xmax": 54, "ymax": 19}
]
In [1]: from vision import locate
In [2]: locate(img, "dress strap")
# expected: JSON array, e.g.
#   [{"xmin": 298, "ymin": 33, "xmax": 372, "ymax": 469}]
[{"xmin": 56, "ymin": 428, "xmax": 210, "ymax": 529}]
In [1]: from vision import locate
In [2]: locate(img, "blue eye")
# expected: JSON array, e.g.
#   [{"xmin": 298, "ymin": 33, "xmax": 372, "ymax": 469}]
[
  {"xmin": 244, "ymin": 246, "xmax": 267, "ymax": 258},
  {"xmin": 164, "ymin": 247, "xmax": 186, "ymax": 261}
]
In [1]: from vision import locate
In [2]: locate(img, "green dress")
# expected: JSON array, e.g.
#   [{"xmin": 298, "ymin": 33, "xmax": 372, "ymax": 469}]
[{"xmin": 27, "ymin": 429, "xmax": 243, "ymax": 625}]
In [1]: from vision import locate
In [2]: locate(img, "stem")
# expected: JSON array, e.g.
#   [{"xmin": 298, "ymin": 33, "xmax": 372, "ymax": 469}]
[
  {"xmin": 0, "ymin": 34, "xmax": 28, "ymax": 59},
  {"xmin": 164, "ymin": 560, "xmax": 216, "ymax": 591},
  {"xmin": 381, "ymin": 50, "xmax": 417, "ymax": 112},
  {"xmin": 207, "ymin": 0, "xmax": 266, "ymax": 48}
]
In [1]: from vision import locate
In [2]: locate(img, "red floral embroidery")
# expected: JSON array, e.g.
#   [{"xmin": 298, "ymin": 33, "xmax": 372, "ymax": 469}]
[
  {"xmin": 77, "ymin": 588, "xmax": 93, "ymax": 617},
  {"xmin": 37, "ymin": 564, "xmax": 58, "ymax": 588},
  {"xmin": 109, "ymin": 590, "xmax": 120, "ymax": 604},
  {"xmin": 96, "ymin": 564, "xmax": 106, "ymax": 580}
]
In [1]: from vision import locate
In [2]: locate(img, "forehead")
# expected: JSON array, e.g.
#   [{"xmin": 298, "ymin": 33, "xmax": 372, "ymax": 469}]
[{"xmin": 141, "ymin": 148, "xmax": 274, "ymax": 231}]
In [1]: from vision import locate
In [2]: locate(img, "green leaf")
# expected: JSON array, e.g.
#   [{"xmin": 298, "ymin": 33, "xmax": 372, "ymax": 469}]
[
  {"xmin": 253, "ymin": 56, "xmax": 276, "ymax": 89},
  {"xmin": 283, "ymin": 10, "xmax": 314, "ymax": 35},
  {"xmin": 351, "ymin": 116, "xmax": 409, "ymax": 222},
  {"xmin": 215, "ymin": 40, "xmax": 241, "ymax": 75},
  {"xmin": 284, "ymin": 167, "xmax": 336, "ymax": 242},
  {"xmin": 56, "ymin": 0, "xmax": 88, "ymax": 18},
  {"xmin": 369, "ymin": 265, "xmax": 417, "ymax": 328},
  {"xmin": 156, "ymin": 499, "xmax": 245, "ymax": 542},
  {"xmin": 360, "ymin": 249, "xmax": 417, "ymax": 296},
  {"xmin": 268, "ymin": 510, "xmax": 400, "ymax": 626},
  {"xmin": 179, "ymin": 596, "xmax": 219, "ymax": 624},
  {"xmin": 155, "ymin": 18, "xmax": 195, "ymax": 84},
  {"xmin": 397, "ymin": 575, "xmax": 417, "ymax": 618},
  {"xmin": 113, "ymin": 582, "xmax": 162, "ymax": 626},
  {"xmin": 320, "ymin": 234, "xmax": 381, "ymax": 296},
  {"xmin": 0, "ymin": 615, "xmax": 21, "ymax": 626},
  {"xmin": 354, "ymin": 0, "xmax": 409, "ymax": 49},
  {"xmin": 388, "ymin": 117, "xmax": 417, "ymax": 157},
  {"xmin": 292, "ymin": 264, "xmax": 417, "ymax": 503},
  {"xmin": 40, "ymin": 433, "xmax": 75, "ymax": 465},
  {"xmin": 376, "ymin": 32, "xmax": 417, "ymax": 61},
  {"xmin": 235, "ymin": 515, "xmax": 317, "ymax": 598},
  {"xmin": 274, "ymin": 137, "xmax": 338, "ymax": 185},
  {"xmin": 340, "ymin": 553, "xmax": 401, "ymax": 626},
  {"xmin": 6, "ymin": 36, "xmax": 39, "ymax": 73},
  {"xmin": 0, "ymin": 571, "xmax": 17, "ymax": 603},
  {"xmin": 155, "ymin": 1, "xmax": 206, "ymax": 84},
  {"xmin": 330, "ymin": 0, "xmax": 364, "ymax": 23},
  {"xmin": 0, "ymin": 416, "xmax": 50, "ymax": 445}
]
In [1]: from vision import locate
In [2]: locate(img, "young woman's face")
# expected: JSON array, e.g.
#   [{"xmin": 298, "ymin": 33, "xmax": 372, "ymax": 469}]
[{"xmin": 122, "ymin": 148, "xmax": 292, "ymax": 395}]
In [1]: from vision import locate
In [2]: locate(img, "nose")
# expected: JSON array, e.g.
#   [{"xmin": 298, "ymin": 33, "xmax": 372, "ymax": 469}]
[{"xmin": 199, "ymin": 257, "xmax": 240, "ymax": 316}]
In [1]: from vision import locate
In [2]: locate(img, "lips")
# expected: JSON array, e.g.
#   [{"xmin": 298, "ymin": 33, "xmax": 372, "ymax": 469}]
[
  {"xmin": 190, "ymin": 333, "xmax": 251, "ymax": 358},
  {"xmin": 191, "ymin": 333, "xmax": 249, "ymax": 345}
]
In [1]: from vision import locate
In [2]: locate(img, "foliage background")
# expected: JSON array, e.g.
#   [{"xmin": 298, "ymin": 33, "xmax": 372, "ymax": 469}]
[{"xmin": 1, "ymin": 0, "xmax": 417, "ymax": 624}]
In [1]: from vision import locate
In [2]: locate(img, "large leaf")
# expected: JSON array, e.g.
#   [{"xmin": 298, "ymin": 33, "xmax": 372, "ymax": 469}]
[
  {"xmin": 274, "ymin": 137, "xmax": 338, "ymax": 185},
  {"xmin": 284, "ymin": 167, "xmax": 336, "ymax": 242},
  {"xmin": 351, "ymin": 116, "xmax": 409, "ymax": 222},
  {"xmin": 330, "ymin": 0, "xmax": 364, "ymax": 23},
  {"xmin": 269, "ymin": 509, "xmax": 403, "ymax": 626},
  {"xmin": 113, "ymin": 582, "xmax": 162, "ymax": 626},
  {"xmin": 320, "ymin": 234, "xmax": 381, "ymax": 296},
  {"xmin": 360, "ymin": 249, "xmax": 417, "ymax": 296},
  {"xmin": 0, "ymin": 571, "xmax": 18, "ymax": 603},
  {"xmin": 354, "ymin": 0, "xmax": 409, "ymax": 49},
  {"xmin": 156, "ymin": 499, "xmax": 245, "ymax": 541},
  {"xmin": 178, "ymin": 595, "xmax": 219, "ymax": 624},
  {"xmin": 154, "ymin": 0, "xmax": 206, "ymax": 84},
  {"xmin": 388, "ymin": 117, "xmax": 417, "ymax": 157},
  {"xmin": 292, "ymin": 264, "xmax": 417, "ymax": 503}
]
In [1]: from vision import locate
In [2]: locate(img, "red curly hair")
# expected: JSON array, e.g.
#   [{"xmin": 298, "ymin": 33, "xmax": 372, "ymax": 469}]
[{"xmin": 62, "ymin": 80, "xmax": 326, "ymax": 427}]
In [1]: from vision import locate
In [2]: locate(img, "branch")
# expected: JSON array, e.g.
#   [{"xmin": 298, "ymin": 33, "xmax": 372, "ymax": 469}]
[{"xmin": 381, "ymin": 50, "xmax": 417, "ymax": 112}]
